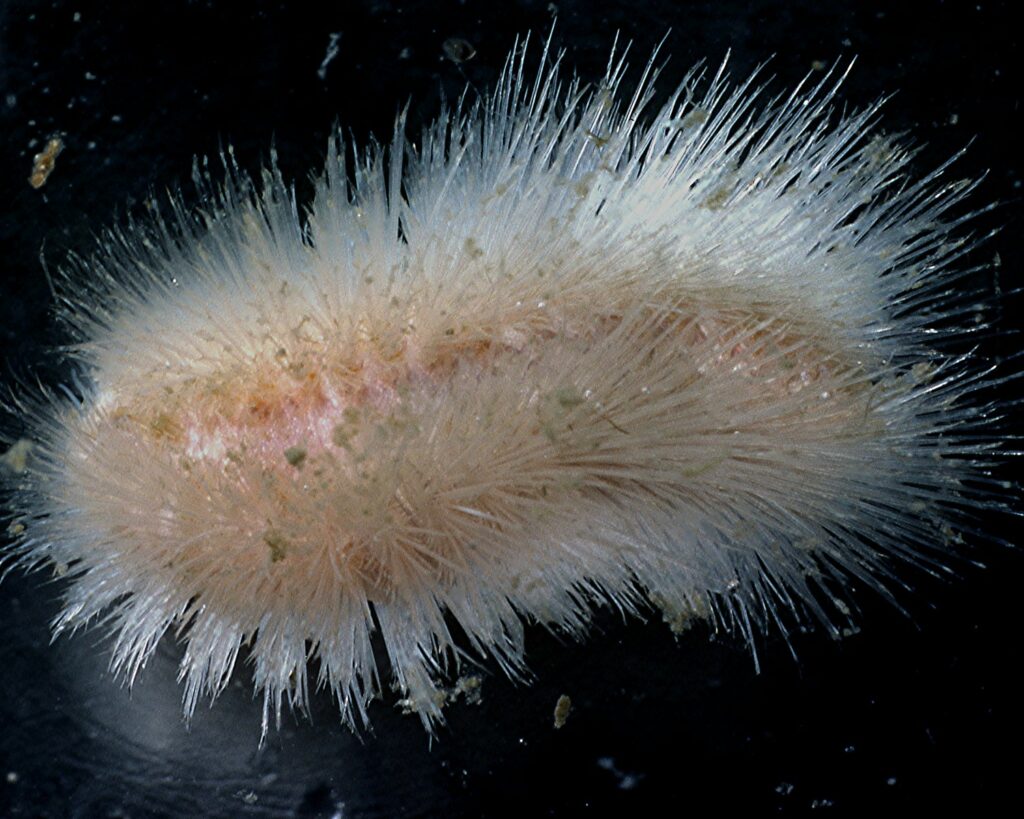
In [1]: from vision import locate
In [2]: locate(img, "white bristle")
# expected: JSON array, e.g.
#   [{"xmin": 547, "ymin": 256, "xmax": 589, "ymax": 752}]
[{"xmin": 1, "ymin": 35, "xmax": 1016, "ymax": 741}]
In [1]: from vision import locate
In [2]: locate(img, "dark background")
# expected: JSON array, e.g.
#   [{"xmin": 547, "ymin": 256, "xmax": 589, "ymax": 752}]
[{"xmin": 1, "ymin": 1, "xmax": 1021, "ymax": 816}]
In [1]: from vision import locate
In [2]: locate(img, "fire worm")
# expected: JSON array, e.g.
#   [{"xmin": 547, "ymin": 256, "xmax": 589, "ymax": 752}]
[{"xmin": 1, "ymin": 37, "xmax": 1017, "ymax": 739}]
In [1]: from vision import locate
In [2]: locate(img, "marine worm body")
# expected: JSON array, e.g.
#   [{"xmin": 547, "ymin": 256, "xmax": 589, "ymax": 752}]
[{"xmin": 1, "ymin": 38, "xmax": 1013, "ymax": 738}]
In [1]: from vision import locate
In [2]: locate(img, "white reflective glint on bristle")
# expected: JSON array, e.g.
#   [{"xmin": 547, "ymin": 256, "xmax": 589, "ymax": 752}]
[{"xmin": 1, "ymin": 36, "xmax": 1016, "ymax": 740}]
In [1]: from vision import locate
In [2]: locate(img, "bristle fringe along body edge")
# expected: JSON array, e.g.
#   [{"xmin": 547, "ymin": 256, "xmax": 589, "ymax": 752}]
[{"xmin": 1, "ymin": 37, "xmax": 1017, "ymax": 740}]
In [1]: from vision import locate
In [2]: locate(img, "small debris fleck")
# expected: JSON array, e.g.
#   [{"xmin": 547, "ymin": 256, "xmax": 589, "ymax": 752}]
[
  {"xmin": 597, "ymin": 756, "xmax": 643, "ymax": 790},
  {"xmin": 553, "ymin": 694, "xmax": 572, "ymax": 729},
  {"xmin": 0, "ymin": 439, "xmax": 32, "ymax": 474},
  {"xmin": 554, "ymin": 387, "xmax": 585, "ymax": 409},
  {"xmin": 318, "ymin": 32, "xmax": 342, "ymax": 81},
  {"xmin": 650, "ymin": 592, "xmax": 708, "ymax": 636},
  {"xmin": 450, "ymin": 674, "xmax": 483, "ymax": 705},
  {"xmin": 284, "ymin": 445, "xmax": 307, "ymax": 468},
  {"xmin": 680, "ymin": 107, "xmax": 708, "ymax": 129},
  {"xmin": 263, "ymin": 529, "xmax": 290, "ymax": 562},
  {"xmin": 28, "ymin": 136, "xmax": 63, "ymax": 189},
  {"xmin": 331, "ymin": 425, "xmax": 353, "ymax": 450},
  {"xmin": 442, "ymin": 37, "xmax": 476, "ymax": 64},
  {"xmin": 5, "ymin": 771, "xmax": 18, "ymax": 784}
]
